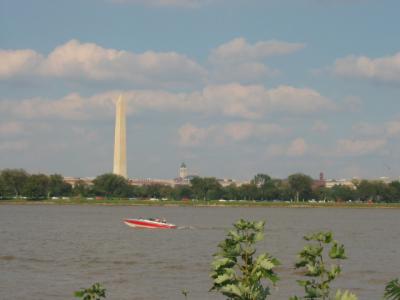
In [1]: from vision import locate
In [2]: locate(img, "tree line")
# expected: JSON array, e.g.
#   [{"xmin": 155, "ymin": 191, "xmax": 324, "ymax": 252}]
[{"xmin": 1, "ymin": 169, "xmax": 400, "ymax": 202}]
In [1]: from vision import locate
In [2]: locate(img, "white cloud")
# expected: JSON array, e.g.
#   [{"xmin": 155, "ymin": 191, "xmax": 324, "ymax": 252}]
[
  {"xmin": 223, "ymin": 122, "xmax": 288, "ymax": 141},
  {"xmin": 209, "ymin": 38, "xmax": 304, "ymax": 83},
  {"xmin": 70, "ymin": 126, "xmax": 99, "ymax": 142},
  {"xmin": 336, "ymin": 138, "xmax": 386, "ymax": 155},
  {"xmin": 311, "ymin": 120, "xmax": 329, "ymax": 133},
  {"xmin": 0, "ymin": 84, "xmax": 334, "ymax": 121},
  {"xmin": 340, "ymin": 96, "xmax": 363, "ymax": 112},
  {"xmin": 287, "ymin": 138, "xmax": 308, "ymax": 156},
  {"xmin": 0, "ymin": 122, "xmax": 24, "ymax": 136},
  {"xmin": 170, "ymin": 84, "xmax": 333, "ymax": 118},
  {"xmin": 267, "ymin": 85, "xmax": 334, "ymax": 113},
  {"xmin": 265, "ymin": 138, "xmax": 309, "ymax": 158},
  {"xmin": 386, "ymin": 121, "xmax": 400, "ymax": 137},
  {"xmin": 0, "ymin": 140, "xmax": 29, "ymax": 152},
  {"xmin": 0, "ymin": 40, "xmax": 206, "ymax": 88},
  {"xmin": 265, "ymin": 144, "xmax": 285, "ymax": 157},
  {"xmin": 334, "ymin": 52, "xmax": 400, "ymax": 83},
  {"xmin": 210, "ymin": 62, "xmax": 279, "ymax": 83},
  {"xmin": 178, "ymin": 123, "xmax": 211, "ymax": 146},
  {"xmin": 178, "ymin": 121, "xmax": 288, "ymax": 147},
  {"xmin": 351, "ymin": 120, "xmax": 400, "ymax": 139},
  {"xmin": 352, "ymin": 122, "xmax": 383, "ymax": 136},
  {"xmin": 0, "ymin": 38, "xmax": 305, "ymax": 86},
  {"xmin": 0, "ymin": 49, "xmax": 43, "ymax": 79},
  {"xmin": 0, "ymin": 94, "xmax": 89, "ymax": 120},
  {"xmin": 265, "ymin": 136, "xmax": 387, "ymax": 159},
  {"xmin": 209, "ymin": 38, "xmax": 305, "ymax": 64}
]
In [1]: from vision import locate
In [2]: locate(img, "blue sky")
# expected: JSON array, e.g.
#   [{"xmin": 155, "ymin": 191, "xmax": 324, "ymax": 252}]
[{"xmin": 1, "ymin": 0, "xmax": 400, "ymax": 180}]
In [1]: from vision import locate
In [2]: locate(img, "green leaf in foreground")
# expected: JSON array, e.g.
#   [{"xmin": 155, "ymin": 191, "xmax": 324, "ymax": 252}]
[
  {"xmin": 384, "ymin": 278, "xmax": 400, "ymax": 300},
  {"xmin": 74, "ymin": 283, "xmax": 106, "ymax": 300},
  {"xmin": 291, "ymin": 231, "xmax": 350, "ymax": 300},
  {"xmin": 334, "ymin": 290, "xmax": 358, "ymax": 300},
  {"xmin": 210, "ymin": 219, "xmax": 280, "ymax": 300}
]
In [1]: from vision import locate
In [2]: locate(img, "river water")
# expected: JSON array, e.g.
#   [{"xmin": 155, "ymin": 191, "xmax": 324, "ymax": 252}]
[{"xmin": 0, "ymin": 205, "xmax": 399, "ymax": 299}]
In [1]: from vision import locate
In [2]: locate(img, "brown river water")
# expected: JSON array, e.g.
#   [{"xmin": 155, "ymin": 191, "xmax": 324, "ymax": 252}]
[{"xmin": 0, "ymin": 205, "xmax": 399, "ymax": 299}]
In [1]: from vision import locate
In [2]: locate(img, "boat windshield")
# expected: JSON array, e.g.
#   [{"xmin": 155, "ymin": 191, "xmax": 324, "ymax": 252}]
[{"xmin": 147, "ymin": 218, "xmax": 167, "ymax": 223}]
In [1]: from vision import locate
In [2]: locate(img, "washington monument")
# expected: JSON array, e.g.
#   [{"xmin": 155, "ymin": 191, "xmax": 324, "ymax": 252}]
[{"xmin": 113, "ymin": 95, "xmax": 127, "ymax": 178}]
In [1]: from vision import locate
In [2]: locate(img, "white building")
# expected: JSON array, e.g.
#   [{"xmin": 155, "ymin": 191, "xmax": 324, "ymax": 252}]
[
  {"xmin": 325, "ymin": 179, "xmax": 356, "ymax": 189},
  {"xmin": 179, "ymin": 162, "xmax": 188, "ymax": 179}
]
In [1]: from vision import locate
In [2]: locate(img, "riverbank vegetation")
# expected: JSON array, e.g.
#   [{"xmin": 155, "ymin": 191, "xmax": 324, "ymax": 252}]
[
  {"xmin": 2, "ymin": 169, "xmax": 400, "ymax": 204},
  {"xmin": 3, "ymin": 197, "xmax": 400, "ymax": 209}
]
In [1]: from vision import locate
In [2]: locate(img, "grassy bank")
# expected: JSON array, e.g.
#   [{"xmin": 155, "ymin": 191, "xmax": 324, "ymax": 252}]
[{"xmin": 1, "ymin": 198, "xmax": 400, "ymax": 208}]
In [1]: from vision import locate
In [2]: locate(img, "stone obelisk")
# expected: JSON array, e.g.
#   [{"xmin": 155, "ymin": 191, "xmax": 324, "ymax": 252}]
[{"xmin": 113, "ymin": 95, "xmax": 127, "ymax": 178}]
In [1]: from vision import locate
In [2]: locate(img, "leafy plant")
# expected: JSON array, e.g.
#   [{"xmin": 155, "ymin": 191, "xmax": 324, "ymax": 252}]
[
  {"xmin": 334, "ymin": 290, "xmax": 358, "ymax": 300},
  {"xmin": 210, "ymin": 219, "xmax": 280, "ymax": 300},
  {"xmin": 181, "ymin": 289, "xmax": 189, "ymax": 299},
  {"xmin": 74, "ymin": 283, "xmax": 106, "ymax": 300},
  {"xmin": 290, "ymin": 231, "xmax": 347, "ymax": 299},
  {"xmin": 384, "ymin": 278, "xmax": 400, "ymax": 300}
]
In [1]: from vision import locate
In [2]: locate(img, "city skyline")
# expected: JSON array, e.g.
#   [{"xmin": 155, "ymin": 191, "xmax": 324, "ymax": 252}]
[{"xmin": 1, "ymin": 0, "xmax": 400, "ymax": 180}]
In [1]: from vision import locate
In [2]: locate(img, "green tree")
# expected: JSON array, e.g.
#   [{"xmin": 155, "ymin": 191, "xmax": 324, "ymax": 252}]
[
  {"xmin": 0, "ymin": 168, "xmax": 29, "ymax": 198},
  {"xmin": 251, "ymin": 174, "xmax": 272, "ymax": 186},
  {"xmin": 190, "ymin": 177, "xmax": 222, "ymax": 201},
  {"xmin": 22, "ymin": 174, "xmax": 49, "ymax": 199},
  {"xmin": 276, "ymin": 180, "xmax": 292, "ymax": 201},
  {"xmin": 329, "ymin": 185, "xmax": 355, "ymax": 202},
  {"xmin": 207, "ymin": 185, "xmax": 223, "ymax": 200},
  {"xmin": 373, "ymin": 181, "xmax": 391, "ymax": 203},
  {"xmin": 210, "ymin": 219, "xmax": 280, "ymax": 300},
  {"xmin": 160, "ymin": 185, "xmax": 173, "ymax": 199},
  {"xmin": 288, "ymin": 173, "xmax": 313, "ymax": 202},
  {"xmin": 355, "ymin": 180, "xmax": 391, "ymax": 202},
  {"xmin": 238, "ymin": 183, "xmax": 258, "ymax": 201},
  {"xmin": 171, "ymin": 185, "xmax": 193, "ymax": 200},
  {"xmin": 141, "ymin": 184, "xmax": 173, "ymax": 199},
  {"xmin": 355, "ymin": 180, "xmax": 377, "ymax": 202},
  {"xmin": 313, "ymin": 187, "xmax": 330, "ymax": 202},
  {"xmin": 387, "ymin": 181, "xmax": 400, "ymax": 203},
  {"xmin": 290, "ymin": 231, "xmax": 347, "ymax": 300},
  {"xmin": 142, "ymin": 184, "xmax": 163, "ymax": 198},
  {"xmin": 251, "ymin": 174, "xmax": 278, "ymax": 201},
  {"xmin": 73, "ymin": 180, "xmax": 92, "ymax": 197},
  {"xmin": 125, "ymin": 184, "xmax": 141, "ymax": 198},
  {"xmin": 0, "ymin": 175, "xmax": 7, "ymax": 199},
  {"xmin": 223, "ymin": 184, "xmax": 240, "ymax": 200},
  {"xmin": 49, "ymin": 174, "xmax": 72, "ymax": 197},
  {"xmin": 92, "ymin": 173, "xmax": 130, "ymax": 198}
]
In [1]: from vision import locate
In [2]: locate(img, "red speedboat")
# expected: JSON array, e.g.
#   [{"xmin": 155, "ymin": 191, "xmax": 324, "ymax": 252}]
[{"xmin": 124, "ymin": 218, "xmax": 177, "ymax": 229}]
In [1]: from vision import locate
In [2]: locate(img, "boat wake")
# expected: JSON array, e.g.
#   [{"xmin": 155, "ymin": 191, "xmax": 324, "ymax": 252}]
[
  {"xmin": 176, "ymin": 225, "xmax": 227, "ymax": 230},
  {"xmin": 177, "ymin": 226, "xmax": 196, "ymax": 230}
]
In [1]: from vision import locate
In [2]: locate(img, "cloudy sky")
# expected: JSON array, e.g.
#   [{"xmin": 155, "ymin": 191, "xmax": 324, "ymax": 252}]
[{"xmin": 1, "ymin": 0, "xmax": 400, "ymax": 180}]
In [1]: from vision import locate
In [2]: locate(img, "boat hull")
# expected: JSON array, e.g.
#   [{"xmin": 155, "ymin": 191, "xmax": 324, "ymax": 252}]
[{"xmin": 124, "ymin": 219, "xmax": 177, "ymax": 229}]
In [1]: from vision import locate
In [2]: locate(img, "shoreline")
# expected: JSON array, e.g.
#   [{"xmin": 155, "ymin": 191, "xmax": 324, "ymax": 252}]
[{"xmin": 1, "ymin": 199, "xmax": 400, "ymax": 209}]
